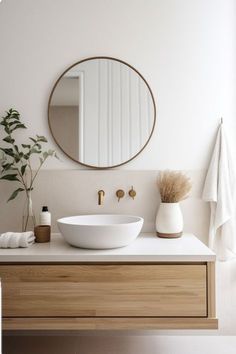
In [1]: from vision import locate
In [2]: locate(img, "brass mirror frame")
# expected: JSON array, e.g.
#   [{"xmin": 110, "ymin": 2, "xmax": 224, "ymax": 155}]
[{"xmin": 48, "ymin": 56, "xmax": 157, "ymax": 169}]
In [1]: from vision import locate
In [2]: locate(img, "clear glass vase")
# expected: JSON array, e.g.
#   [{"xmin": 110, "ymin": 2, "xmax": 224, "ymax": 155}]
[{"xmin": 22, "ymin": 191, "xmax": 36, "ymax": 232}]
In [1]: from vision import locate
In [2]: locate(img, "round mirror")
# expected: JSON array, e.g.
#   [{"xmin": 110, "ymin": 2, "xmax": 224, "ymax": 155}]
[{"xmin": 48, "ymin": 57, "xmax": 156, "ymax": 168}]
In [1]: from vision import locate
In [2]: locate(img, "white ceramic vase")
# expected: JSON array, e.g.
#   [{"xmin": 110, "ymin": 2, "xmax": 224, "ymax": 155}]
[{"xmin": 155, "ymin": 202, "xmax": 183, "ymax": 238}]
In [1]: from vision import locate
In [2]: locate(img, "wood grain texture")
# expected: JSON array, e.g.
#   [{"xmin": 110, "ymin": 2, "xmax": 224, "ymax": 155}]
[
  {"xmin": 207, "ymin": 262, "xmax": 216, "ymax": 318},
  {"xmin": 3, "ymin": 317, "xmax": 218, "ymax": 330},
  {"xmin": 0, "ymin": 264, "xmax": 207, "ymax": 317}
]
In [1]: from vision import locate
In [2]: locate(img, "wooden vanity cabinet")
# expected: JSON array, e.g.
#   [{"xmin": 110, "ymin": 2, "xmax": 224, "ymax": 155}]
[{"xmin": 1, "ymin": 261, "xmax": 217, "ymax": 330}]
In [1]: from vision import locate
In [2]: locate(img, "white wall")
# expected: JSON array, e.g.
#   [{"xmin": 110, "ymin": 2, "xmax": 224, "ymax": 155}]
[
  {"xmin": 0, "ymin": 0, "xmax": 235, "ymax": 171},
  {"xmin": 0, "ymin": 1, "xmax": 236, "ymax": 353}
]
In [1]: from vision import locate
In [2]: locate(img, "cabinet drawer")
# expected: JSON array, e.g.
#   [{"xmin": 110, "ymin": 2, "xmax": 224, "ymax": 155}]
[{"xmin": 0, "ymin": 264, "xmax": 207, "ymax": 317}]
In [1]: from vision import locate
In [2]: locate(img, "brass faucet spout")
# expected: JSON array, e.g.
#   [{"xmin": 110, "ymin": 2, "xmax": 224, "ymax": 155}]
[{"xmin": 98, "ymin": 190, "xmax": 105, "ymax": 205}]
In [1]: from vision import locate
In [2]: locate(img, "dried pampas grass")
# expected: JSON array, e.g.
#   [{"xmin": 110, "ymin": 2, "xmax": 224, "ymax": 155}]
[{"xmin": 157, "ymin": 170, "xmax": 192, "ymax": 203}]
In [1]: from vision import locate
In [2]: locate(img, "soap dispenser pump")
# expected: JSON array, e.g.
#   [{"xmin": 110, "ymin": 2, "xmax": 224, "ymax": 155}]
[{"xmin": 39, "ymin": 206, "xmax": 51, "ymax": 226}]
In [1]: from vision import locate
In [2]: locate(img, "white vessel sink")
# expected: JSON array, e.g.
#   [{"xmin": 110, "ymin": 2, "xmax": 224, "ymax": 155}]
[{"xmin": 57, "ymin": 214, "xmax": 144, "ymax": 249}]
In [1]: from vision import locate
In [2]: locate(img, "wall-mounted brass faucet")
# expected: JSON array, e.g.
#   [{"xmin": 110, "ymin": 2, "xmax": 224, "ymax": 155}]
[
  {"xmin": 98, "ymin": 187, "xmax": 136, "ymax": 204},
  {"xmin": 98, "ymin": 190, "xmax": 105, "ymax": 205}
]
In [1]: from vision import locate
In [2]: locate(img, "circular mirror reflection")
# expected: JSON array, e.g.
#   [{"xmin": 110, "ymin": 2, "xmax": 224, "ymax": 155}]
[{"xmin": 48, "ymin": 57, "xmax": 156, "ymax": 168}]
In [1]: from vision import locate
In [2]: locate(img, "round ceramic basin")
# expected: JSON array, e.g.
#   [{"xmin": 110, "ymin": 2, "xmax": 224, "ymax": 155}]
[{"xmin": 57, "ymin": 214, "xmax": 144, "ymax": 249}]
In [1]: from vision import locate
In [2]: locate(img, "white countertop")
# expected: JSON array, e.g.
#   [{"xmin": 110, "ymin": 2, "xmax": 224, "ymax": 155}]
[{"xmin": 0, "ymin": 233, "xmax": 215, "ymax": 262}]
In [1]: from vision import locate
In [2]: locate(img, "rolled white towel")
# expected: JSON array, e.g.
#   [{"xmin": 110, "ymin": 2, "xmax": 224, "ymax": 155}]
[{"xmin": 0, "ymin": 231, "xmax": 35, "ymax": 248}]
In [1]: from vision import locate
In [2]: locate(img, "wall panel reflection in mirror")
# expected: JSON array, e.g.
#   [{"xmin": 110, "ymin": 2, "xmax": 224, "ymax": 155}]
[{"xmin": 48, "ymin": 57, "xmax": 156, "ymax": 168}]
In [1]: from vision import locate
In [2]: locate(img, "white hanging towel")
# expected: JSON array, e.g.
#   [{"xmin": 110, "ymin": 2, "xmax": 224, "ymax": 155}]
[{"xmin": 202, "ymin": 122, "xmax": 236, "ymax": 260}]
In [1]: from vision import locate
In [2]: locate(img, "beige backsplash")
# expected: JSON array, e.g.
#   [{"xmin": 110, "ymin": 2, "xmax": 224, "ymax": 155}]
[{"xmin": 0, "ymin": 170, "xmax": 210, "ymax": 244}]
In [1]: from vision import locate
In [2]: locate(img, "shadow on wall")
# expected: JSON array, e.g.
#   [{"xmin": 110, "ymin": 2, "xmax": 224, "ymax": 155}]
[{"xmin": 3, "ymin": 334, "xmax": 236, "ymax": 354}]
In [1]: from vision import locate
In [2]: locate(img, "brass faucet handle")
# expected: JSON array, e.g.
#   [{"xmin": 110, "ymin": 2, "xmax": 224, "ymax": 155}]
[
  {"xmin": 129, "ymin": 186, "xmax": 136, "ymax": 200},
  {"xmin": 116, "ymin": 189, "xmax": 125, "ymax": 202}
]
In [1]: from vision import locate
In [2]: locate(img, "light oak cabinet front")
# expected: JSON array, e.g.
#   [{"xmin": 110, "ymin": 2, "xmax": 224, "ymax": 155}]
[{"xmin": 1, "ymin": 262, "xmax": 218, "ymax": 330}]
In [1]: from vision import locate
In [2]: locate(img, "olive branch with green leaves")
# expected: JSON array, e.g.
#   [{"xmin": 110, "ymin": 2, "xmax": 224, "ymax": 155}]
[{"xmin": 0, "ymin": 108, "xmax": 58, "ymax": 202}]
